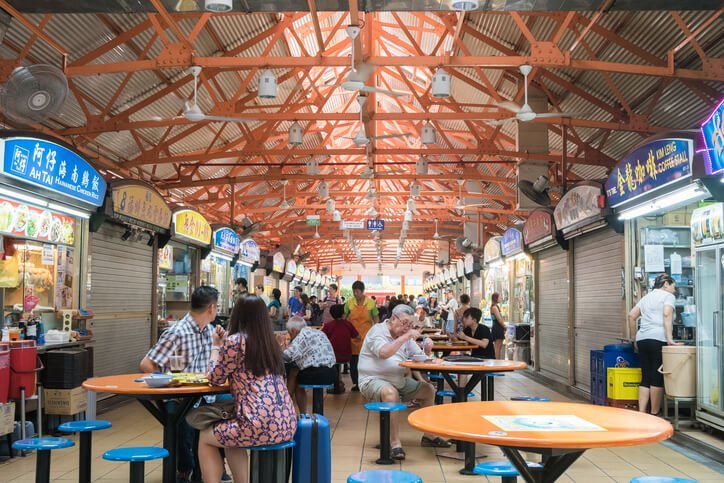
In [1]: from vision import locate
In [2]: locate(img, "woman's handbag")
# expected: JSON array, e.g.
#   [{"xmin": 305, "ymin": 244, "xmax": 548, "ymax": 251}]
[{"xmin": 185, "ymin": 399, "xmax": 236, "ymax": 430}]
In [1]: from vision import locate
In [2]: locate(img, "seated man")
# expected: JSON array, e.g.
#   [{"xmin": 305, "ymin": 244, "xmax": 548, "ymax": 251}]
[
  {"xmin": 358, "ymin": 304, "xmax": 450, "ymax": 460},
  {"xmin": 283, "ymin": 316, "xmax": 337, "ymax": 413}
]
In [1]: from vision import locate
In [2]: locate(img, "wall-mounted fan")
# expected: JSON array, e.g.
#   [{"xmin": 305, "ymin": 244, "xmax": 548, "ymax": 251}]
[
  {"xmin": 1, "ymin": 64, "xmax": 68, "ymax": 125},
  {"xmin": 518, "ymin": 175, "xmax": 552, "ymax": 206},
  {"xmin": 239, "ymin": 217, "xmax": 263, "ymax": 237}
]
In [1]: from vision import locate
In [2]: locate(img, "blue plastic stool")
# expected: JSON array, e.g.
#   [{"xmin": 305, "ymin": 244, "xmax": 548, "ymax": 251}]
[
  {"xmin": 364, "ymin": 402, "xmax": 407, "ymax": 465},
  {"xmin": 299, "ymin": 384, "xmax": 334, "ymax": 415},
  {"xmin": 103, "ymin": 446, "xmax": 168, "ymax": 483},
  {"xmin": 348, "ymin": 469, "xmax": 423, "ymax": 482},
  {"xmin": 485, "ymin": 372, "xmax": 505, "ymax": 400},
  {"xmin": 511, "ymin": 396, "xmax": 551, "ymax": 402},
  {"xmin": 13, "ymin": 437, "xmax": 75, "ymax": 483},
  {"xmin": 473, "ymin": 460, "xmax": 542, "ymax": 483},
  {"xmin": 630, "ymin": 478, "xmax": 698, "ymax": 483},
  {"xmin": 59, "ymin": 420, "xmax": 112, "ymax": 483},
  {"xmin": 242, "ymin": 440, "xmax": 295, "ymax": 483},
  {"xmin": 437, "ymin": 389, "xmax": 476, "ymax": 401}
]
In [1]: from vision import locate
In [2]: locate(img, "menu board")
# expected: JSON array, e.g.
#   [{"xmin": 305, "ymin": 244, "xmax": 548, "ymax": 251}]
[
  {"xmin": 605, "ymin": 138, "xmax": 693, "ymax": 208},
  {"xmin": 272, "ymin": 252, "xmax": 285, "ymax": 273},
  {"xmin": 173, "ymin": 209, "xmax": 211, "ymax": 245},
  {"xmin": 111, "ymin": 182, "xmax": 171, "ymax": 230},
  {"xmin": 0, "ymin": 136, "xmax": 107, "ymax": 206},
  {"xmin": 0, "ymin": 196, "xmax": 75, "ymax": 245},
  {"xmin": 691, "ymin": 203, "xmax": 724, "ymax": 246},
  {"xmin": 239, "ymin": 239, "xmax": 260, "ymax": 265}
]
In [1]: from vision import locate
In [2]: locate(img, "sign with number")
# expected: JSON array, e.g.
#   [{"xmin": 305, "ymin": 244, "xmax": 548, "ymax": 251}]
[
  {"xmin": 366, "ymin": 219, "xmax": 385, "ymax": 231},
  {"xmin": 605, "ymin": 137, "xmax": 693, "ymax": 208},
  {"xmin": 172, "ymin": 209, "xmax": 212, "ymax": 246},
  {"xmin": 0, "ymin": 136, "xmax": 107, "ymax": 206},
  {"xmin": 212, "ymin": 226, "xmax": 240, "ymax": 255},
  {"xmin": 701, "ymin": 99, "xmax": 724, "ymax": 176},
  {"xmin": 239, "ymin": 238, "xmax": 260, "ymax": 265},
  {"xmin": 111, "ymin": 181, "xmax": 171, "ymax": 230}
]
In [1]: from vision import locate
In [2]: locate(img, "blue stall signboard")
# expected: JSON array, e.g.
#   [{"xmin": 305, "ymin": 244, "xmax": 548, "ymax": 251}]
[
  {"xmin": 501, "ymin": 228, "xmax": 524, "ymax": 257},
  {"xmin": 366, "ymin": 219, "xmax": 385, "ymax": 231},
  {"xmin": 701, "ymin": 99, "xmax": 724, "ymax": 176},
  {"xmin": 213, "ymin": 227, "xmax": 240, "ymax": 255},
  {"xmin": 0, "ymin": 137, "xmax": 107, "ymax": 206},
  {"xmin": 605, "ymin": 138, "xmax": 693, "ymax": 208}
]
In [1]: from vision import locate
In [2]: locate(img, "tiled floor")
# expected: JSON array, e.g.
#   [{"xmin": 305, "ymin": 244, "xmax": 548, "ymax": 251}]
[{"xmin": 1, "ymin": 371, "xmax": 722, "ymax": 482}]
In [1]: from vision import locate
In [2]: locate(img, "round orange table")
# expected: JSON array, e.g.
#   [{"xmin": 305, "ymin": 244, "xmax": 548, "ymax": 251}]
[
  {"xmin": 83, "ymin": 374, "xmax": 229, "ymax": 483},
  {"xmin": 401, "ymin": 358, "xmax": 527, "ymax": 472},
  {"xmin": 408, "ymin": 401, "xmax": 673, "ymax": 482},
  {"xmin": 428, "ymin": 343, "xmax": 477, "ymax": 356}
]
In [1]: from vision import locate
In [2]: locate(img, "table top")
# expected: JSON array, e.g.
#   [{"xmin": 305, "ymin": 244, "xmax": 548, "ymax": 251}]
[
  {"xmin": 400, "ymin": 358, "xmax": 527, "ymax": 373},
  {"xmin": 82, "ymin": 374, "xmax": 229, "ymax": 396},
  {"xmin": 417, "ymin": 334, "xmax": 449, "ymax": 341},
  {"xmin": 429, "ymin": 344, "xmax": 477, "ymax": 352},
  {"xmin": 407, "ymin": 401, "xmax": 673, "ymax": 449}
]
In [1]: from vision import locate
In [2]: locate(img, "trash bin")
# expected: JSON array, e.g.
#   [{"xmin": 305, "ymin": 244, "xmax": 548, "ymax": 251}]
[{"xmin": 659, "ymin": 346, "xmax": 696, "ymax": 398}]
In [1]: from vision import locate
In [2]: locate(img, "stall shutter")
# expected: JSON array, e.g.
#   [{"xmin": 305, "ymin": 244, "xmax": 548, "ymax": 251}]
[
  {"xmin": 89, "ymin": 223, "xmax": 153, "ymax": 377},
  {"xmin": 573, "ymin": 227, "xmax": 625, "ymax": 394},
  {"xmin": 536, "ymin": 246, "xmax": 569, "ymax": 385}
]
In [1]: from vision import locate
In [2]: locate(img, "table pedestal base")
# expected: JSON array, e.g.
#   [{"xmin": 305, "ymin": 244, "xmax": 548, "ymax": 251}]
[{"xmin": 501, "ymin": 447, "xmax": 585, "ymax": 483}]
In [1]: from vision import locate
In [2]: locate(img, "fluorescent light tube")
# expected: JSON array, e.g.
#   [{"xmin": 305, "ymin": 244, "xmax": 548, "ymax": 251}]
[
  {"xmin": 48, "ymin": 202, "xmax": 90, "ymax": 219},
  {"xmin": 0, "ymin": 187, "xmax": 49, "ymax": 207}
]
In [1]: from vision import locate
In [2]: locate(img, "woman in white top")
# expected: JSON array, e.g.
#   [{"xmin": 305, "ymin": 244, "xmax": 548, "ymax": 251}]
[{"xmin": 628, "ymin": 274, "xmax": 682, "ymax": 415}]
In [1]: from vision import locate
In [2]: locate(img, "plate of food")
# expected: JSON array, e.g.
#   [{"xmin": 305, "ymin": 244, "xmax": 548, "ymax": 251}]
[
  {"xmin": 0, "ymin": 201, "xmax": 14, "ymax": 232},
  {"xmin": 38, "ymin": 211, "xmax": 52, "ymax": 238},
  {"xmin": 14, "ymin": 204, "xmax": 29, "ymax": 232},
  {"xmin": 50, "ymin": 218, "xmax": 62, "ymax": 243}
]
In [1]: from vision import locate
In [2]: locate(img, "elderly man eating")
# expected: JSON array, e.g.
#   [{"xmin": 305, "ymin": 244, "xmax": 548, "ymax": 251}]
[{"xmin": 358, "ymin": 304, "xmax": 450, "ymax": 460}]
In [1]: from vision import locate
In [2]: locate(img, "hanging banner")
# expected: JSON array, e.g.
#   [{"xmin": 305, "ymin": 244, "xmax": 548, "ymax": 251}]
[
  {"xmin": 272, "ymin": 252, "xmax": 285, "ymax": 273},
  {"xmin": 501, "ymin": 228, "xmax": 524, "ymax": 257},
  {"xmin": 342, "ymin": 220, "xmax": 364, "ymax": 230},
  {"xmin": 172, "ymin": 209, "xmax": 211, "ymax": 246},
  {"xmin": 111, "ymin": 181, "xmax": 171, "ymax": 230},
  {"xmin": 523, "ymin": 209, "xmax": 555, "ymax": 245},
  {"xmin": 0, "ymin": 196, "xmax": 75, "ymax": 245},
  {"xmin": 604, "ymin": 137, "xmax": 693, "ymax": 208},
  {"xmin": 239, "ymin": 239, "xmax": 260, "ymax": 265},
  {"xmin": 701, "ymin": 99, "xmax": 724, "ymax": 176},
  {"xmin": 554, "ymin": 185, "xmax": 603, "ymax": 232},
  {"xmin": 691, "ymin": 203, "xmax": 724, "ymax": 247},
  {"xmin": 464, "ymin": 253, "xmax": 475, "ymax": 274},
  {"xmin": 483, "ymin": 236, "xmax": 502, "ymax": 264},
  {"xmin": 212, "ymin": 226, "xmax": 240, "ymax": 255},
  {"xmin": 0, "ymin": 136, "xmax": 107, "ymax": 206}
]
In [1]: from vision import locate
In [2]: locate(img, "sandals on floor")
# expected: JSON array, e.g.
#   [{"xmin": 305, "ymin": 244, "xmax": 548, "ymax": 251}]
[{"xmin": 391, "ymin": 446, "xmax": 406, "ymax": 460}]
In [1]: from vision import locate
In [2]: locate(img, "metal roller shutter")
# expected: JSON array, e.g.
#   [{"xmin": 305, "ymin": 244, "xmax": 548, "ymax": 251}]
[
  {"xmin": 536, "ymin": 246, "xmax": 570, "ymax": 384},
  {"xmin": 89, "ymin": 223, "xmax": 153, "ymax": 377},
  {"xmin": 573, "ymin": 227, "xmax": 625, "ymax": 394}
]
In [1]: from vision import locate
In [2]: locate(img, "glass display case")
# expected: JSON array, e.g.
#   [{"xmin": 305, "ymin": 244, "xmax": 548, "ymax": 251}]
[
  {"xmin": 157, "ymin": 241, "xmax": 199, "ymax": 322},
  {"xmin": 201, "ymin": 255, "xmax": 232, "ymax": 314}
]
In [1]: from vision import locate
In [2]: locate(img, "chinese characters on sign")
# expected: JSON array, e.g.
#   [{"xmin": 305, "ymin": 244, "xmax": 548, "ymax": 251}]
[
  {"xmin": 366, "ymin": 219, "xmax": 385, "ymax": 231},
  {"xmin": 501, "ymin": 228, "xmax": 524, "ymax": 257},
  {"xmin": 604, "ymin": 138, "xmax": 693, "ymax": 208},
  {"xmin": 172, "ymin": 210, "xmax": 212, "ymax": 245},
  {"xmin": 212, "ymin": 227, "xmax": 240, "ymax": 255},
  {"xmin": 701, "ymin": 99, "xmax": 724, "ymax": 176},
  {"xmin": 111, "ymin": 183, "xmax": 171, "ymax": 230},
  {"xmin": 554, "ymin": 185, "xmax": 603, "ymax": 231},
  {"xmin": 523, "ymin": 209, "xmax": 554, "ymax": 245},
  {"xmin": 0, "ymin": 137, "xmax": 107, "ymax": 206},
  {"xmin": 272, "ymin": 252, "xmax": 285, "ymax": 273}
]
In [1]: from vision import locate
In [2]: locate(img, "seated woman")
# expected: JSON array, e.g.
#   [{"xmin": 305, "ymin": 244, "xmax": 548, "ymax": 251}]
[{"xmin": 200, "ymin": 295, "xmax": 297, "ymax": 483}]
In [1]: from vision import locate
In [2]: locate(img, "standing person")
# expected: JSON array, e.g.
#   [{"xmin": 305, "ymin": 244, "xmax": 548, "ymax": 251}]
[
  {"xmin": 456, "ymin": 308, "xmax": 495, "ymax": 359},
  {"xmin": 322, "ymin": 304, "xmax": 359, "ymax": 394},
  {"xmin": 198, "ymin": 295, "xmax": 297, "ymax": 483},
  {"xmin": 288, "ymin": 286, "xmax": 303, "ymax": 317},
  {"xmin": 440, "ymin": 289, "xmax": 459, "ymax": 336},
  {"xmin": 255, "ymin": 283, "xmax": 270, "ymax": 305},
  {"xmin": 417, "ymin": 294, "xmax": 428, "ymax": 310},
  {"xmin": 490, "ymin": 293, "xmax": 506, "ymax": 359},
  {"xmin": 344, "ymin": 280, "xmax": 380, "ymax": 391},
  {"xmin": 320, "ymin": 283, "xmax": 343, "ymax": 324},
  {"xmin": 407, "ymin": 294, "xmax": 416, "ymax": 309},
  {"xmin": 299, "ymin": 293, "xmax": 312, "ymax": 324},
  {"xmin": 140, "ymin": 286, "xmax": 219, "ymax": 483},
  {"xmin": 455, "ymin": 294, "xmax": 471, "ymax": 335},
  {"xmin": 234, "ymin": 278, "xmax": 248, "ymax": 302},
  {"xmin": 267, "ymin": 288, "xmax": 285, "ymax": 332},
  {"xmin": 628, "ymin": 274, "xmax": 682, "ymax": 416},
  {"xmin": 309, "ymin": 295, "xmax": 323, "ymax": 326}
]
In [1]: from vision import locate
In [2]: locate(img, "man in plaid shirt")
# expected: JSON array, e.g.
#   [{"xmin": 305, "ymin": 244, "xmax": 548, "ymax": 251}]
[{"xmin": 140, "ymin": 285, "xmax": 220, "ymax": 482}]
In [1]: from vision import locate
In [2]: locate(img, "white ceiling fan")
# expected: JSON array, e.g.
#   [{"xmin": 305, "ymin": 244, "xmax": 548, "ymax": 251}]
[
  {"xmin": 279, "ymin": 180, "xmax": 291, "ymax": 209},
  {"xmin": 149, "ymin": 66, "xmax": 261, "ymax": 124},
  {"xmin": 494, "ymin": 64, "xmax": 587, "ymax": 124},
  {"xmin": 344, "ymin": 96, "xmax": 412, "ymax": 146},
  {"xmin": 453, "ymin": 179, "xmax": 491, "ymax": 210}
]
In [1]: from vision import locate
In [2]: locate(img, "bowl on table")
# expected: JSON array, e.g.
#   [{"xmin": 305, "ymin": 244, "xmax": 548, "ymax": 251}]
[{"xmin": 143, "ymin": 374, "xmax": 174, "ymax": 388}]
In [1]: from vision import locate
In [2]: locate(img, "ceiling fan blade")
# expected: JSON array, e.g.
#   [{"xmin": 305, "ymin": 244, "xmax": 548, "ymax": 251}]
[
  {"xmin": 495, "ymin": 100, "xmax": 522, "ymax": 113},
  {"xmin": 534, "ymin": 112, "xmax": 590, "ymax": 119},
  {"xmin": 370, "ymin": 133, "xmax": 411, "ymax": 140},
  {"xmin": 203, "ymin": 115, "xmax": 258, "ymax": 123},
  {"xmin": 486, "ymin": 117, "xmax": 516, "ymax": 126},
  {"xmin": 360, "ymin": 86, "xmax": 410, "ymax": 97}
]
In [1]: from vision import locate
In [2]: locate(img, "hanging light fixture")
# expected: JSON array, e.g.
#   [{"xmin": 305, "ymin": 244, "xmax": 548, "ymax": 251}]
[
  {"xmin": 451, "ymin": 0, "xmax": 479, "ymax": 11},
  {"xmin": 317, "ymin": 180, "xmax": 329, "ymax": 199},
  {"xmin": 326, "ymin": 198, "xmax": 336, "ymax": 213},
  {"xmin": 204, "ymin": 0, "xmax": 231, "ymax": 11},
  {"xmin": 410, "ymin": 181, "xmax": 421, "ymax": 197},
  {"xmin": 421, "ymin": 122, "xmax": 437, "ymax": 145},
  {"xmin": 258, "ymin": 69, "xmax": 277, "ymax": 99},
  {"xmin": 431, "ymin": 68, "xmax": 451, "ymax": 98},
  {"xmin": 416, "ymin": 156, "xmax": 429, "ymax": 175},
  {"xmin": 288, "ymin": 121, "xmax": 304, "ymax": 145},
  {"xmin": 314, "ymin": 225, "xmax": 320, "ymax": 239}
]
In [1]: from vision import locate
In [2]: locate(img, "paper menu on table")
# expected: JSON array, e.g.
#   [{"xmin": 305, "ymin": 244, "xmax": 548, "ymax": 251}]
[
  {"xmin": 484, "ymin": 415, "xmax": 606, "ymax": 432},
  {"xmin": 644, "ymin": 245, "xmax": 665, "ymax": 273}
]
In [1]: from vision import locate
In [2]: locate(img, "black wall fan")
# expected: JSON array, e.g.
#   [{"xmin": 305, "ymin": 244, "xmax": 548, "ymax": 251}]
[{"xmin": 519, "ymin": 175, "xmax": 552, "ymax": 206}]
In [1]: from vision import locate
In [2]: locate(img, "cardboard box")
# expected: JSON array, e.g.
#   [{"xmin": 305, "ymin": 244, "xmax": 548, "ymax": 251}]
[
  {"xmin": 0, "ymin": 402, "xmax": 15, "ymax": 435},
  {"xmin": 43, "ymin": 386, "xmax": 87, "ymax": 415}
]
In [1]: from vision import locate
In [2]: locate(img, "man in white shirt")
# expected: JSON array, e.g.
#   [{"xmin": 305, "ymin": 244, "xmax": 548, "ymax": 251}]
[
  {"xmin": 255, "ymin": 284, "xmax": 270, "ymax": 305},
  {"xmin": 440, "ymin": 289, "xmax": 458, "ymax": 335},
  {"xmin": 358, "ymin": 304, "xmax": 450, "ymax": 460}
]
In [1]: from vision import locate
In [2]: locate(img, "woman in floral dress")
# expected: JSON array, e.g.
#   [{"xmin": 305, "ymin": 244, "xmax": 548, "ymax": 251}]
[{"xmin": 199, "ymin": 295, "xmax": 297, "ymax": 482}]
